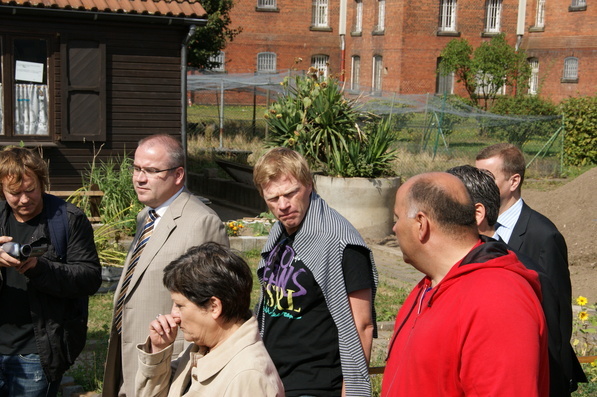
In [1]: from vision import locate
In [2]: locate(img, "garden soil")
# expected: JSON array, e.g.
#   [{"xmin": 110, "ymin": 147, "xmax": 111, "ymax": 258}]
[{"xmin": 521, "ymin": 166, "xmax": 597, "ymax": 305}]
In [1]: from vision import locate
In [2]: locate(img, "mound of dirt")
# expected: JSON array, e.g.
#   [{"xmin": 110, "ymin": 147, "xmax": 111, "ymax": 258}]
[{"xmin": 522, "ymin": 167, "xmax": 597, "ymax": 304}]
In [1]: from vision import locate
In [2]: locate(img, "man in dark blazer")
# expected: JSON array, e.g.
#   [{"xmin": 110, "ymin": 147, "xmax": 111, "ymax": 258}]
[
  {"xmin": 102, "ymin": 135, "xmax": 229, "ymax": 397},
  {"xmin": 448, "ymin": 164, "xmax": 586, "ymax": 396},
  {"xmin": 476, "ymin": 144, "xmax": 586, "ymax": 395}
]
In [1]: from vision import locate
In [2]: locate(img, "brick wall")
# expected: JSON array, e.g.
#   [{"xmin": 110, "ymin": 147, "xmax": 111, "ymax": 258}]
[
  {"xmin": 204, "ymin": 0, "xmax": 595, "ymax": 104},
  {"xmin": 521, "ymin": 0, "xmax": 597, "ymax": 102}
]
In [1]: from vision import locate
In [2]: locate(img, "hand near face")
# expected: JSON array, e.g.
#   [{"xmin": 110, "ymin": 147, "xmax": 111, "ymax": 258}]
[{"xmin": 149, "ymin": 313, "xmax": 180, "ymax": 353}]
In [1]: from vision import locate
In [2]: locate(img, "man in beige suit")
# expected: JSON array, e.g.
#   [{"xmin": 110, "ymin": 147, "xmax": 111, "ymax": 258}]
[{"xmin": 102, "ymin": 134, "xmax": 229, "ymax": 397}]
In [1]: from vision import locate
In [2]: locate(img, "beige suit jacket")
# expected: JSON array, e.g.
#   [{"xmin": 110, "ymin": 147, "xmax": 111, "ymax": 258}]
[
  {"xmin": 135, "ymin": 317, "xmax": 284, "ymax": 397},
  {"xmin": 102, "ymin": 189, "xmax": 229, "ymax": 397}
]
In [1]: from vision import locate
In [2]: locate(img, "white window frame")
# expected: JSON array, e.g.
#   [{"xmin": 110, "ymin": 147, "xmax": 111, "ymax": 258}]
[
  {"xmin": 571, "ymin": 0, "xmax": 586, "ymax": 7},
  {"xmin": 376, "ymin": 0, "xmax": 386, "ymax": 31},
  {"xmin": 372, "ymin": 55, "xmax": 383, "ymax": 94},
  {"xmin": 439, "ymin": 0, "xmax": 457, "ymax": 33},
  {"xmin": 351, "ymin": 55, "xmax": 361, "ymax": 91},
  {"xmin": 257, "ymin": 0, "xmax": 276, "ymax": 9},
  {"xmin": 208, "ymin": 51, "xmax": 225, "ymax": 72},
  {"xmin": 312, "ymin": 0, "xmax": 329, "ymax": 28},
  {"xmin": 535, "ymin": 0, "xmax": 546, "ymax": 28},
  {"xmin": 311, "ymin": 54, "xmax": 329, "ymax": 78},
  {"xmin": 528, "ymin": 58, "xmax": 539, "ymax": 95},
  {"xmin": 485, "ymin": 0, "xmax": 502, "ymax": 33},
  {"xmin": 475, "ymin": 73, "xmax": 506, "ymax": 96},
  {"xmin": 562, "ymin": 57, "xmax": 578, "ymax": 81},
  {"xmin": 2, "ymin": 37, "xmax": 50, "ymax": 137},
  {"xmin": 354, "ymin": 0, "xmax": 363, "ymax": 33},
  {"xmin": 436, "ymin": 58, "xmax": 454, "ymax": 95},
  {"xmin": 257, "ymin": 52, "xmax": 277, "ymax": 73}
]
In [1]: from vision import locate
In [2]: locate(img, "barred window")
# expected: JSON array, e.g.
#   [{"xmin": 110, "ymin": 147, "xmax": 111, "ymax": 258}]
[
  {"xmin": 475, "ymin": 73, "xmax": 506, "ymax": 96},
  {"xmin": 485, "ymin": 0, "xmax": 502, "ymax": 33},
  {"xmin": 535, "ymin": 0, "xmax": 545, "ymax": 28},
  {"xmin": 377, "ymin": 0, "xmax": 386, "ymax": 31},
  {"xmin": 312, "ymin": 0, "xmax": 329, "ymax": 28},
  {"xmin": 571, "ymin": 0, "xmax": 586, "ymax": 7},
  {"xmin": 209, "ymin": 51, "xmax": 225, "ymax": 72},
  {"xmin": 312, "ymin": 54, "xmax": 329, "ymax": 77},
  {"xmin": 257, "ymin": 0, "xmax": 276, "ymax": 9},
  {"xmin": 372, "ymin": 55, "xmax": 383, "ymax": 94},
  {"xmin": 562, "ymin": 57, "xmax": 578, "ymax": 81},
  {"xmin": 436, "ymin": 58, "xmax": 454, "ymax": 95},
  {"xmin": 528, "ymin": 58, "xmax": 539, "ymax": 95},
  {"xmin": 351, "ymin": 56, "xmax": 361, "ymax": 91},
  {"xmin": 354, "ymin": 0, "xmax": 363, "ymax": 33},
  {"xmin": 257, "ymin": 52, "xmax": 277, "ymax": 73},
  {"xmin": 439, "ymin": 0, "xmax": 457, "ymax": 32}
]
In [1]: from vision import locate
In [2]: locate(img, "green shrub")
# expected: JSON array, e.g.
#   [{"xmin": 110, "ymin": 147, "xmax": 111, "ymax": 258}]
[
  {"xmin": 560, "ymin": 96, "xmax": 597, "ymax": 166},
  {"xmin": 488, "ymin": 95, "xmax": 561, "ymax": 148},
  {"xmin": 83, "ymin": 152, "xmax": 143, "ymax": 235}
]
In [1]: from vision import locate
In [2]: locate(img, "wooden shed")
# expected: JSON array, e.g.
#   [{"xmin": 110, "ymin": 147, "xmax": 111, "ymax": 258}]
[{"xmin": 0, "ymin": 0, "xmax": 206, "ymax": 189}]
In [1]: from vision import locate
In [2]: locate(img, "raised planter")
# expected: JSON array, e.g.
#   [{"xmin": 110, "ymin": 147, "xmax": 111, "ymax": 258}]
[{"xmin": 314, "ymin": 175, "xmax": 401, "ymax": 240}]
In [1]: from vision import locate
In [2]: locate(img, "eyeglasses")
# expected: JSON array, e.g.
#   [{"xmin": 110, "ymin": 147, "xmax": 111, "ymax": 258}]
[{"xmin": 129, "ymin": 165, "xmax": 181, "ymax": 177}]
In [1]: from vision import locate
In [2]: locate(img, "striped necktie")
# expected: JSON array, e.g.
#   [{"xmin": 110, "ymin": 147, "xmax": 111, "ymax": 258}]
[{"xmin": 113, "ymin": 209, "xmax": 158, "ymax": 334}]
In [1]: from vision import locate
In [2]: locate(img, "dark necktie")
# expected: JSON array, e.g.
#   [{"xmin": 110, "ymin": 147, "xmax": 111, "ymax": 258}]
[{"xmin": 113, "ymin": 210, "xmax": 158, "ymax": 334}]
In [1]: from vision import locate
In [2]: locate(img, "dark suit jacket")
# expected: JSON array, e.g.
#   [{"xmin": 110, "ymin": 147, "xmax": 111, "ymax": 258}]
[{"xmin": 508, "ymin": 202, "xmax": 586, "ymax": 394}]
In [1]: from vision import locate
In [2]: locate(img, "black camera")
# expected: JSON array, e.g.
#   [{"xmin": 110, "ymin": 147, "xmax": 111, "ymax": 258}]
[{"xmin": 2, "ymin": 242, "xmax": 48, "ymax": 260}]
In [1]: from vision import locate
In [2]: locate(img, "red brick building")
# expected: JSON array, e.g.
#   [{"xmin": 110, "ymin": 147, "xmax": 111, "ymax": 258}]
[
  {"xmin": 521, "ymin": 0, "xmax": 597, "ymax": 103},
  {"xmin": 213, "ymin": 0, "xmax": 595, "ymax": 103}
]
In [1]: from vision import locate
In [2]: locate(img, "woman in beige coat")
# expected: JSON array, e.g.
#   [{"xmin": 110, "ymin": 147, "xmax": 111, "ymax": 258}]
[{"xmin": 135, "ymin": 242, "xmax": 284, "ymax": 397}]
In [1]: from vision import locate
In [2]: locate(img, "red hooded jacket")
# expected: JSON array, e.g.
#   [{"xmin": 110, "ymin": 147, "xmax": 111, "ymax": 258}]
[{"xmin": 382, "ymin": 240, "xmax": 549, "ymax": 397}]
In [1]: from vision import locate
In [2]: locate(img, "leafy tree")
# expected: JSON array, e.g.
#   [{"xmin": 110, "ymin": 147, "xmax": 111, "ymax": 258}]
[
  {"xmin": 439, "ymin": 34, "xmax": 531, "ymax": 110},
  {"xmin": 187, "ymin": 0, "xmax": 242, "ymax": 69}
]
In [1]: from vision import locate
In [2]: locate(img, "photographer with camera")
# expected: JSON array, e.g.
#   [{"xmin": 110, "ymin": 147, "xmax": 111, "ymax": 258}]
[{"xmin": 0, "ymin": 147, "xmax": 101, "ymax": 397}]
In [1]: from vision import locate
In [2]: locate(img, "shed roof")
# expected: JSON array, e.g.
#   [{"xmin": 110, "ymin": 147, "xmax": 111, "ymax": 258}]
[{"xmin": 0, "ymin": 0, "xmax": 206, "ymax": 19}]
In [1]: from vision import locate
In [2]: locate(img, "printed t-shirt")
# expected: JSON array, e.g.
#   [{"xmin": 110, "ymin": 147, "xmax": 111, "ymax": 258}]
[{"xmin": 259, "ymin": 232, "xmax": 372, "ymax": 396}]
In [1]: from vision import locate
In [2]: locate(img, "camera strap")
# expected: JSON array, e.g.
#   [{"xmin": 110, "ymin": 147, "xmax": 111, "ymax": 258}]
[{"xmin": 43, "ymin": 194, "xmax": 69, "ymax": 261}]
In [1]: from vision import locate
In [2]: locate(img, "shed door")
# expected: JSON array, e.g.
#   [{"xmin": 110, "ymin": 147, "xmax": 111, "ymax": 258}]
[{"xmin": 60, "ymin": 37, "xmax": 106, "ymax": 141}]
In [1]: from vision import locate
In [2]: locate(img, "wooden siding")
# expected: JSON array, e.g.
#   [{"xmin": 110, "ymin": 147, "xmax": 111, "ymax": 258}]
[{"xmin": 0, "ymin": 15, "xmax": 188, "ymax": 189}]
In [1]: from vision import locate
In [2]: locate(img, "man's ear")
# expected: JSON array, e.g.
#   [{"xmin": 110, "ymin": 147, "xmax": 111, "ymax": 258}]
[
  {"xmin": 416, "ymin": 212, "xmax": 430, "ymax": 243},
  {"xmin": 175, "ymin": 167, "xmax": 185, "ymax": 186},
  {"xmin": 475, "ymin": 203, "xmax": 486, "ymax": 227},
  {"xmin": 509, "ymin": 173, "xmax": 521, "ymax": 192}
]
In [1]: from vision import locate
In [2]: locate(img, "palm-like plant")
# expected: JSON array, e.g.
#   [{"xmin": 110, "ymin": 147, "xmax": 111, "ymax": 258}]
[{"xmin": 266, "ymin": 69, "xmax": 397, "ymax": 178}]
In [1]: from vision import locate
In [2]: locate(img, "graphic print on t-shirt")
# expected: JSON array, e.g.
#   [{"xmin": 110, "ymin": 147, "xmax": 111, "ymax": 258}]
[{"xmin": 261, "ymin": 239, "xmax": 308, "ymax": 319}]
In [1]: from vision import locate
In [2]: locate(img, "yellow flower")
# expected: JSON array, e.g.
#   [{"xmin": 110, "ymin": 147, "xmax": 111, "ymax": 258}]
[
  {"xmin": 576, "ymin": 296, "xmax": 588, "ymax": 306},
  {"xmin": 591, "ymin": 360, "xmax": 597, "ymax": 367},
  {"xmin": 578, "ymin": 311, "xmax": 589, "ymax": 321}
]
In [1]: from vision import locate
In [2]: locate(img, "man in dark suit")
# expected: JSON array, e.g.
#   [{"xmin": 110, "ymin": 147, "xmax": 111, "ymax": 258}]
[
  {"xmin": 475, "ymin": 143, "xmax": 586, "ymax": 394},
  {"xmin": 447, "ymin": 164, "xmax": 586, "ymax": 396},
  {"xmin": 102, "ymin": 134, "xmax": 229, "ymax": 397}
]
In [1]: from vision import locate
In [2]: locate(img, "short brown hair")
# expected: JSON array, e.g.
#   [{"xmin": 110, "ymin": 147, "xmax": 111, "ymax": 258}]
[
  {"xmin": 253, "ymin": 147, "xmax": 312, "ymax": 196},
  {"xmin": 476, "ymin": 143, "xmax": 526, "ymax": 185},
  {"xmin": 0, "ymin": 147, "xmax": 49, "ymax": 200}
]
